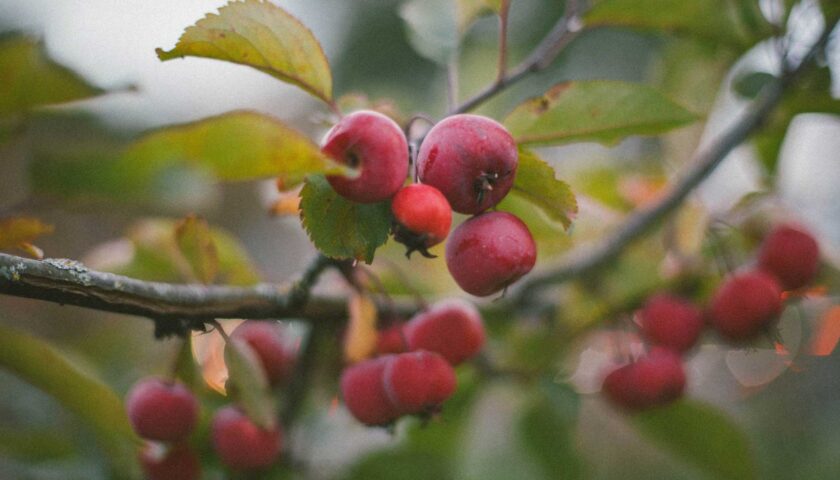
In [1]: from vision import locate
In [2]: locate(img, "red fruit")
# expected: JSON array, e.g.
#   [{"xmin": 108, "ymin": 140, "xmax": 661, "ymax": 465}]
[
  {"xmin": 710, "ymin": 271, "xmax": 783, "ymax": 342},
  {"xmin": 125, "ymin": 378, "xmax": 199, "ymax": 442},
  {"xmin": 230, "ymin": 321, "xmax": 296, "ymax": 386},
  {"xmin": 376, "ymin": 325, "xmax": 408, "ymax": 355},
  {"xmin": 417, "ymin": 114, "xmax": 518, "ymax": 214},
  {"xmin": 403, "ymin": 299, "xmax": 485, "ymax": 365},
  {"xmin": 391, "ymin": 184, "xmax": 453, "ymax": 258},
  {"xmin": 757, "ymin": 223, "xmax": 820, "ymax": 290},
  {"xmin": 211, "ymin": 406, "xmax": 282, "ymax": 470},
  {"xmin": 445, "ymin": 211, "xmax": 536, "ymax": 297},
  {"xmin": 323, "ymin": 110, "xmax": 409, "ymax": 203},
  {"xmin": 340, "ymin": 356, "xmax": 401, "ymax": 426},
  {"xmin": 637, "ymin": 294, "xmax": 705, "ymax": 353},
  {"xmin": 383, "ymin": 350, "xmax": 457, "ymax": 414},
  {"xmin": 139, "ymin": 443, "xmax": 201, "ymax": 480},
  {"xmin": 602, "ymin": 348, "xmax": 686, "ymax": 411}
]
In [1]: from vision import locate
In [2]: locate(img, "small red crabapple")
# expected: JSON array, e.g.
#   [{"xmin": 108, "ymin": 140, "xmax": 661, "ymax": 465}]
[
  {"xmin": 637, "ymin": 294, "xmax": 705, "ymax": 353},
  {"xmin": 445, "ymin": 211, "xmax": 536, "ymax": 297},
  {"xmin": 125, "ymin": 378, "xmax": 199, "ymax": 442},
  {"xmin": 383, "ymin": 350, "xmax": 457, "ymax": 415},
  {"xmin": 602, "ymin": 347, "xmax": 686, "ymax": 411},
  {"xmin": 403, "ymin": 299, "xmax": 485, "ymax": 365},
  {"xmin": 709, "ymin": 270, "xmax": 783, "ymax": 342},
  {"xmin": 417, "ymin": 114, "xmax": 518, "ymax": 214},
  {"xmin": 230, "ymin": 321, "xmax": 296, "ymax": 386},
  {"xmin": 391, "ymin": 183, "xmax": 453, "ymax": 258},
  {"xmin": 139, "ymin": 443, "xmax": 201, "ymax": 480},
  {"xmin": 376, "ymin": 324, "xmax": 408, "ymax": 355},
  {"xmin": 340, "ymin": 356, "xmax": 402, "ymax": 426},
  {"xmin": 757, "ymin": 223, "xmax": 820, "ymax": 291},
  {"xmin": 211, "ymin": 406, "xmax": 282, "ymax": 471},
  {"xmin": 322, "ymin": 110, "xmax": 409, "ymax": 203}
]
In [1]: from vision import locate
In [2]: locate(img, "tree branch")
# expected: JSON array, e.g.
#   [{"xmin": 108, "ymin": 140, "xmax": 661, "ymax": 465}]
[{"xmin": 511, "ymin": 20, "xmax": 836, "ymax": 306}]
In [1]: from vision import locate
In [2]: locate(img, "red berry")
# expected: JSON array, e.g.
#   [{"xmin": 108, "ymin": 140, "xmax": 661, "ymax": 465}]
[
  {"xmin": 757, "ymin": 223, "xmax": 820, "ymax": 290},
  {"xmin": 445, "ymin": 211, "xmax": 536, "ymax": 297},
  {"xmin": 710, "ymin": 271, "xmax": 783, "ymax": 342},
  {"xmin": 376, "ymin": 324, "xmax": 408, "ymax": 355},
  {"xmin": 139, "ymin": 443, "xmax": 201, "ymax": 480},
  {"xmin": 403, "ymin": 299, "xmax": 485, "ymax": 365},
  {"xmin": 417, "ymin": 114, "xmax": 518, "ymax": 214},
  {"xmin": 340, "ymin": 356, "xmax": 401, "ymax": 426},
  {"xmin": 383, "ymin": 350, "xmax": 456, "ymax": 414},
  {"xmin": 211, "ymin": 406, "xmax": 282, "ymax": 470},
  {"xmin": 323, "ymin": 110, "xmax": 409, "ymax": 203},
  {"xmin": 125, "ymin": 378, "xmax": 199, "ymax": 442},
  {"xmin": 637, "ymin": 294, "xmax": 704, "ymax": 353},
  {"xmin": 391, "ymin": 184, "xmax": 453, "ymax": 258},
  {"xmin": 602, "ymin": 348, "xmax": 686, "ymax": 411},
  {"xmin": 230, "ymin": 321, "xmax": 296, "ymax": 386}
]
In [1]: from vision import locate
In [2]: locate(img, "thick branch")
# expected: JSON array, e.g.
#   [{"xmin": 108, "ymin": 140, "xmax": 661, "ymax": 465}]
[{"xmin": 511, "ymin": 21, "xmax": 836, "ymax": 305}]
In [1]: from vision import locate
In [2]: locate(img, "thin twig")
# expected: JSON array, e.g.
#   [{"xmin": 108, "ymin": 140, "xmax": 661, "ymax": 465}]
[{"xmin": 496, "ymin": 0, "xmax": 511, "ymax": 82}]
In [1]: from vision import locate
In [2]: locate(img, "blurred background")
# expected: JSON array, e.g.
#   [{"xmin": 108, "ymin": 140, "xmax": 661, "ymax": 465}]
[{"xmin": 1, "ymin": 0, "xmax": 840, "ymax": 479}]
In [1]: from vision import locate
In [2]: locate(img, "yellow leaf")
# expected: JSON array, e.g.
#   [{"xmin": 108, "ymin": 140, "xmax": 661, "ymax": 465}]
[
  {"xmin": 343, "ymin": 292, "xmax": 378, "ymax": 363},
  {"xmin": 0, "ymin": 217, "xmax": 54, "ymax": 257}
]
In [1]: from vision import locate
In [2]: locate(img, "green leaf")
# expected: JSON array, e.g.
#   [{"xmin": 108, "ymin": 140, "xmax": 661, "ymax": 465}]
[
  {"xmin": 509, "ymin": 148, "xmax": 577, "ymax": 230},
  {"xmin": 175, "ymin": 215, "xmax": 219, "ymax": 284},
  {"xmin": 174, "ymin": 337, "xmax": 202, "ymax": 392},
  {"xmin": 299, "ymin": 175, "xmax": 392, "ymax": 264},
  {"xmin": 733, "ymin": 71, "xmax": 778, "ymax": 99},
  {"xmin": 633, "ymin": 400, "xmax": 757, "ymax": 480},
  {"xmin": 343, "ymin": 449, "xmax": 455, "ymax": 480},
  {"xmin": 456, "ymin": 0, "xmax": 505, "ymax": 31},
  {"xmin": 520, "ymin": 381, "xmax": 585, "ymax": 480},
  {"xmin": 156, "ymin": 0, "xmax": 333, "ymax": 104},
  {"xmin": 0, "ymin": 426, "xmax": 77, "ymax": 461},
  {"xmin": 0, "ymin": 323, "xmax": 140, "ymax": 478},
  {"xmin": 504, "ymin": 81, "xmax": 699, "ymax": 147},
  {"xmin": 0, "ymin": 35, "xmax": 104, "ymax": 116},
  {"xmin": 224, "ymin": 336, "xmax": 276, "ymax": 429}
]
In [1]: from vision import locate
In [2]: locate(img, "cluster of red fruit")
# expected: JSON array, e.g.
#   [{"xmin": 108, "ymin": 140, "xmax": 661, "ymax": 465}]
[
  {"xmin": 125, "ymin": 321, "xmax": 295, "ymax": 479},
  {"xmin": 322, "ymin": 110, "xmax": 537, "ymax": 297},
  {"xmin": 602, "ymin": 223, "xmax": 820, "ymax": 411},
  {"xmin": 341, "ymin": 299, "xmax": 485, "ymax": 425}
]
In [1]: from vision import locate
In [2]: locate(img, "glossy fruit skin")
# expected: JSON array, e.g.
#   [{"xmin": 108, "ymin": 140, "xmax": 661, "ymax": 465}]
[
  {"xmin": 404, "ymin": 299, "xmax": 485, "ymax": 365},
  {"xmin": 376, "ymin": 324, "xmax": 408, "ymax": 355},
  {"xmin": 391, "ymin": 184, "xmax": 453, "ymax": 257},
  {"xmin": 710, "ymin": 271, "xmax": 783, "ymax": 342},
  {"xmin": 757, "ymin": 223, "xmax": 820, "ymax": 291},
  {"xmin": 637, "ymin": 294, "xmax": 705, "ymax": 353},
  {"xmin": 323, "ymin": 110, "xmax": 409, "ymax": 203},
  {"xmin": 383, "ymin": 350, "xmax": 456, "ymax": 414},
  {"xmin": 445, "ymin": 211, "xmax": 536, "ymax": 297},
  {"xmin": 230, "ymin": 321, "xmax": 296, "ymax": 386},
  {"xmin": 211, "ymin": 406, "xmax": 282, "ymax": 470},
  {"xmin": 125, "ymin": 378, "xmax": 199, "ymax": 442},
  {"xmin": 602, "ymin": 348, "xmax": 686, "ymax": 411},
  {"xmin": 417, "ymin": 114, "xmax": 518, "ymax": 214},
  {"xmin": 340, "ymin": 356, "xmax": 401, "ymax": 426},
  {"xmin": 139, "ymin": 443, "xmax": 201, "ymax": 480}
]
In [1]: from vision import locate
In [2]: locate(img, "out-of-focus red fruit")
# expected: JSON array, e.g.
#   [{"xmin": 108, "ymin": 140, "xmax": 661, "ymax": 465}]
[
  {"xmin": 125, "ymin": 378, "xmax": 199, "ymax": 442},
  {"xmin": 211, "ymin": 406, "xmax": 282, "ymax": 470},
  {"xmin": 230, "ymin": 321, "xmax": 296, "ymax": 386},
  {"xmin": 602, "ymin": 347, "xmax": 686, "ymax": 411},
  {"xmin": 391, "ymin": 184, "xmax": 453, "ymax": 258},
  {"xmin": 340, "ymin": 356, "xmax": 401, "ymax": 426},
  {"xmin": 383, "ymin": 350, "xmax": 457, "ymax": 414},
  {"xmin": 710, "ymin": 271, "xmax": 783, "ymax": 342},
  {"xmin": 445, "ymin": 211, "xmax": 536, "ymax": 297},
  {"xmin": 757, "ymin": 223, "xmax": 820, "ymax": 291},
  {"xmin": 376, "ymin": 325, "xmax": 408, "ymax": 355},
  {"xmin": 403, "ymin": 299, "xmax": 485, "ymax": 365},
  {"xmin": 139, "ymin": 443, "xmax": 201, "ymax": 480},
  {"xmin": 637, "ymin": 294, "xmax": 705, "ymax": 353},
  {"xmin": 322, "ymin": 110, "xmax": 409, "ymax": 203}
]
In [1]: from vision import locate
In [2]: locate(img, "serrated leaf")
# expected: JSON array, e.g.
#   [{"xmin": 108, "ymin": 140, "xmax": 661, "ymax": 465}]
[
  {"xmin": 299, "ymin": 175, "xmax": 392, "ymax": 264},
  {"xmin": 504, "ymin": 81, "xmax": 699, "ymax": 146},
  {"xmin": 0, "ymin": 217, "xmax": 54, "ymax": 257},
  {"xmin": 509, "ymin": 148, "xmax": 577, "ymax": 230},
  {"xmin": 0, "ymin": 323, "xmax": 139, "ymax": 478},
  {"xmin": 0, "ymin": 35, "xmax": 104, "ymax": 116},
  {"xmin": 156, "ymin": 0, "xmax": 333, "ymax": 104},
  {"xmin": 343, "ymin": 292, "xmax": 378, "ymax": 363},
  {"xmin": 224, "ymin": 336, "xmax": 276, "ymax": 429},
  {"xmin": 520, "ymin": 381, "xmax": 585, "ymax": 479},
  {"xmin": 633, "ymin": 400, "xmax": 757, "ymax": 480},
  {"xmin": 733, "ymin": 71, "xmax": 778, "ymax": 99},
  {"xmin": 175, "ymin": 215, "xmax": 219, "ymax": 284}
]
